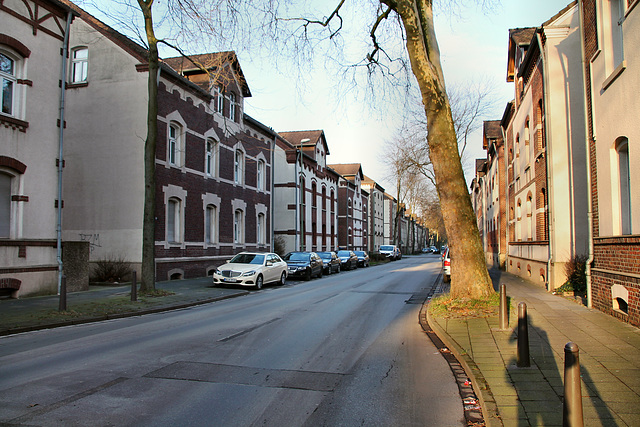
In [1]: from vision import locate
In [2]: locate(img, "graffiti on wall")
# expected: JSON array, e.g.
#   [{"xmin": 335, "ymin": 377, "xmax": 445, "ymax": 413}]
[{"xmin": 79, "ymin": 233, "xmax": 101, "ymax": 253}]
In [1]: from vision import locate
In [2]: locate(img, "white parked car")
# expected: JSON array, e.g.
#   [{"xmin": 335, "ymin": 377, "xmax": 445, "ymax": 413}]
[
  {"xmin": 442, "ymin": 247, "xmax": 451, "ymax": 283},
  {"xmin": 379, "ymin": 245, "xmax": 402, "ymax": 260},
  {"xmin": 213, "ymin": 252, "xmax": 287, "ymax": 290}
]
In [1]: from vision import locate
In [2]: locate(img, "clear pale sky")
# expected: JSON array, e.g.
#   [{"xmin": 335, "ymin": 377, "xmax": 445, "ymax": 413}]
[{"xmin": 84, "ymin": 0, "xmax": 570, "ymax": 194}]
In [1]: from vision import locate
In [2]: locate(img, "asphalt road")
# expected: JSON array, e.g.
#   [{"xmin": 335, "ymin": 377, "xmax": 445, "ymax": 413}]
[{"xmin": 0, "ymin": 255, "xmax": 464, "ymax": 426}]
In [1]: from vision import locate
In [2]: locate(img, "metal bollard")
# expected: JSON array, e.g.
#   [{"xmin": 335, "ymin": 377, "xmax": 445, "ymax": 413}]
[
  {"xmin": 131, "ymin": 271, "xmax": 137, "ymax": 302},
  {"xmin": 499, "ymin": 284, "xmax": 508, "ymax": 330},
  {"xmin": 563, "ymin": 342, "xmax": 584, "ymax": 427},
  {"xmin": 517, "ymin": 302, "xmax": 530, "ymax": 367},
  {"xmin": 58, "ymin": 275, "xmax": 67, "ymax": 312}
]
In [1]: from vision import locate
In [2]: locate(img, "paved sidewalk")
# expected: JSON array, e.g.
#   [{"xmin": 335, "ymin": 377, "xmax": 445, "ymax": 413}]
[
  {"xmin": 0, "ymin": 277, "xmax": 249, "ymax": 336},
  {"xmin": 429, "ymin": 269, "xmax": 640, "ymax": 427}
]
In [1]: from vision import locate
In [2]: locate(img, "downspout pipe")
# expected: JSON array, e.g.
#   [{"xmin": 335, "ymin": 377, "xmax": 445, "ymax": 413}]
[
  {"xmin": 270, "ymin": 135, "xmax": 276, "ymax": 252},
  {"xmin": 294, "ymin": 149, "xmax": 301, "ymax": 251},
  {"xmin": 579, "ymin": 0, "xmax": 594, "ymax": 308},
  {"xmin": 537, "ymin": 29, "xmax": 555, "ymax": 291},
  {"xmin": 57, "ymin": 11, "xmax": 73, "ymax": 295}
]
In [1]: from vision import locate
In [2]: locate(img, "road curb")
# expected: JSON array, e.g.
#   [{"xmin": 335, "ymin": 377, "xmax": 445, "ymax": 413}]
[{"xmin": 0, "ymin": 291, "xmax": 249, "ymax": 337}]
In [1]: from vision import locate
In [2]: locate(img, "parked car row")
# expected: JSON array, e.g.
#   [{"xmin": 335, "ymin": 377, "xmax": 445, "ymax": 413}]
[{"xmin": 213, "ymin": 249, "xmax": 375, "ymax": 289}]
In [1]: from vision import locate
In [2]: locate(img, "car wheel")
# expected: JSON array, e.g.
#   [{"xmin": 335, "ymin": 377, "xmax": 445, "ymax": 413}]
[
  {"xmin": 255, "ymin": 274, "xmax": 264, "ymax": 290},
  {"xmin": 325, "ymin": 266, "xmax": 331, "ymax": 275},
  {"xmin": 317, "ymin": 268, "xmax": 323, "ymax": 278},
  {"xmin": 305, "ymin": 268, "xmax": 312, "ymax": 281},
  {"xmin": 443, "ymin": 274, "xmax": 450, "ymax": 283},
  {"xmin": 278, "ymin": 272, "xmax": 286, "ymax": 286}
]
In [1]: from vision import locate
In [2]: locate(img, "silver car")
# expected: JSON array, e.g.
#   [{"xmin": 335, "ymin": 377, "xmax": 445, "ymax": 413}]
[{"xmin": 213, "ymin": 252, "xmax": 287, "ymax": 290}]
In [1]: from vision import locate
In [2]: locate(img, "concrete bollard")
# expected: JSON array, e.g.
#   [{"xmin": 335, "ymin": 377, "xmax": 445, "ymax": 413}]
[
  {"xmin": 563, "ymin": 342, "xmax": 584, "ymax": 427},
  {"xmin": 131, "ymin": 271, "xmax": 137, "ymax": 302},
  {"xmin": 499, "ymin": 284, "xmax": 508, "ymax": 330},
  {"xmin": 517, "ymin": 302, "xmax": 530, "ymax": 367},
  {"xmin": 58, "ymin": 275, "xmax": 67, "ymax": 312}
]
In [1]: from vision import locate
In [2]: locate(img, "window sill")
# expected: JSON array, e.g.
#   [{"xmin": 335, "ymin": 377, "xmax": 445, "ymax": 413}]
[
  {"xmin": 602, "ymin": 60, "xmax": 626, "ymax": 91},
  {"xmin": 67, "ymin": 82, "xmax": 89, "ymax": 89},
  {"xmin": 0, "ymin": 114, "xmax": 29, "ymax": 132}
]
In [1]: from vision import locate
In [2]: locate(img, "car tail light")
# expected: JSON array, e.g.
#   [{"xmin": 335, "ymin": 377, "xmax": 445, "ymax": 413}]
[{"xmin": 444, "ymin": 260, "xmax": 450, "ymax": 267}]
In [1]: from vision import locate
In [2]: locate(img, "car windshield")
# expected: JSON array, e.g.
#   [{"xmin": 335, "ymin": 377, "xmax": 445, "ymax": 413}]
[
  {"xmin": 230, "ymin": 253, "xmax": 265, "ymax": 265},
  {"xmin": 284, "ymin": 252, "xmax": 310, "ymax": 261},
  {"xmin": 380, "ymin": 246, "xmax": 393, "ymax": 251},
  {"xmin": 354, "ymin": 251, "xmax": 365, "ymax": 256},
  {"xmin": 317, "ymin": 252, "xmax": 332, "ymax": 260},
  {"xmin": 337, "ymin": 251, "xmax": 351, "ymax": 257}
]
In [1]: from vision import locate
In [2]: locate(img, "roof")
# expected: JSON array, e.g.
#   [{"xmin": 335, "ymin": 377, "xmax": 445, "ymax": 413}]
[
  {"xmin": 328, "ymin": 163, "xmax": 363, "ymax": 178},
  {"xmin": 163, "ymin": 52, "xmax": 251, "ymax": 97},
  {"xmin": 482, "ymin": 120, "xmax": 502, "ymax": 150},
  {"xmin": 506, "ymin": 27, "xmax": 536, "ymax": 82},
  {"xmin": 362, "ymin": 175, "xmax": 385, "ymax": 192},
  {"xmin": 278, "ymin": 130, "xmax": 329, "ymax": 155}
]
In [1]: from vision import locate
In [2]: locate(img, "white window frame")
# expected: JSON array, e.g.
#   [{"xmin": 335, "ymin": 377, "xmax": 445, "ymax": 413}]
[
  {"xmin": 168, "ymin": 123, "xmax": 181, "ymax": 166},
  {"xmin": 205, "ymin": 138, "xmax": 218, "ymax": 177},
  {"xmin": 0, "ymin": 171, "xmax": 12, "ymax": 238},
  {"xmin": 234, "ymin": 209, "xmax": 244, "ymax": 244},
  {"xmin": 229, "ymin": 92, "xmax": 236, "ymax": 120},
  {"xmin": 167, "ymin": 197, "xmax": 181, "ymax": 244},
  {"xmin": 234, "ymin": 149, "xmax": 245, "ymax": 185},
  {"xmin": 70, "ymin": 47, "xmax": 88, "ymax": 83},
  {"xmin": 1, "ymin": 50, "xmax": 19, "ymax": 117},
  {"xmin": 257, "ymin": 159, "xmax": 265, "ymax": 191},
  {"xmin": 614, "ymin": 138, "xmax": 631, "ymax": 235},
  {"xmin": 215, "ymin": 84, "xmax": 224, "ymax": 113},
  {"xmin": 205, "ymin": 204, "xmax": 218, "ymax": 244},
  {"xmin": 257, "ymin": 213, "xmax": 265, "ymax": 245}
]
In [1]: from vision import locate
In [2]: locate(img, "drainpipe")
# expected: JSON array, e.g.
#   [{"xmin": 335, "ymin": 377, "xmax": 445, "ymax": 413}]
[
  {"xmin": 502, "ymin": 126, "xmax": 509, "ymax": 272},
  {"xmin": 579, "ymin": 0, "xmax": 594, "ymax": 308},
  {"xmin": 537, "ymin": 30, "xmax": 555, "ymax": 291},
  {"xmin": 270, "ymin": 135, "xmax": 276, "ymax": 252},
  {"xmin": 57, "ymin": 11, "xmax": 73, "ymax": 295},
  {"xmin": 294, "ymin": 149, "xmax": 300, "ymax": 251}
]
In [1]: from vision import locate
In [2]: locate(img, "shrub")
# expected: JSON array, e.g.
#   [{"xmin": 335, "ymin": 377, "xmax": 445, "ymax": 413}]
[
  {"xmin": 91, "ymin": 254, "xmax": 133, "ymax": 283},
  {"xmin": 273, "ymin": 236, "xmax": 286, "ymax": 257},
  {"xmin": 563, "ymin": 254, "xmax": 588, "ymax": 294}
]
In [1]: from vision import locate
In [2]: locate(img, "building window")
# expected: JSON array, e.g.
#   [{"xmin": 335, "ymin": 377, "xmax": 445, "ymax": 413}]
[
  {"xmin": 257, "ymin": 159, "xmax": 265, "ymax": 190},
  {"xmin": 257, "ymin": 213, "xmax": 265, "ymax": 245},
  {"xmin": 616, "ymin": 138, "xmax": 631, "ymax": 235},
  {"xmin": 215, "ymin": 84, "xmax": 224, "ymax": 113},
  {"xmin": 524, "ymin": 119, "xmax": 530, "ymax": 164},
  {"xmin": 167, "ymin": 198, "xmax": 181, "ymax": 243},
  {"xmin": 0, "ymin": 172, "xmax": 11, "ymax": 238},
  {"xmin": 234, "ymin": 209, "xmax": 244, "ymax": 244},
  {"xmin": 234, "ymin": 149, "xmax": 244, "ymax": 185},
  {"xmin": 70, "ymin": 47, "xmax": 88, "ymax": 83},
  {"xmin": 230, "ymin": 92, "xmax": 237, "ymax": 120},
  {"xmin": 205, "ymin": 205, "xmax": 217, "ymax": 244},
  {"xmin": 206, "ymin": 138, "xmax": 217, "ymax": 177},
  {"xmin": 1, "ymin": 52, "xmax": 16, "ymax": 116},
  {"xmin": 168, "ymin": 123, "xmax": 182, "ymax": 166}
]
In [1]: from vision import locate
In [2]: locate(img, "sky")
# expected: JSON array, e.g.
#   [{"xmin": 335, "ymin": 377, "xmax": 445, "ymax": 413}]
[
  {"xmin": 84, "ymin": 0, "xmax": 570, "ymax": 195},
  {"xmin": 238, "ymin": 0, "xmax": 568, "ymax": 192}
]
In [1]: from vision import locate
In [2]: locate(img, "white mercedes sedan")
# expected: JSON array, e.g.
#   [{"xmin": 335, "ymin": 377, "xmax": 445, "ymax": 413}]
[{"xmin": 212, "ymin": 252, "xmax": 287, "ymax": 290}]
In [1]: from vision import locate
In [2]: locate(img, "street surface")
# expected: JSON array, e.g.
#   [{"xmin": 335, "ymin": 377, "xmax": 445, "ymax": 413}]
[{"xmin": 0, "ymin": 255, "xmax": 464, "ymax": 426}]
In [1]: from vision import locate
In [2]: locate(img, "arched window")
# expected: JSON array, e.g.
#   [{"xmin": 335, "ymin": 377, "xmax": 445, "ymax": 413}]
[
  {"xmin": 540, "ymin": 188, "xmax": 548, "ymax": 241},
  {"xmin": 526, "ymin": 194, "xmax": 533, "ymax": 241},
  {"xmin": 70, "ymin": 47, "xmax": 88, "ymax": 83},
  {"xmin": 537, "ymin": 100, "xmax": 545, "ymax": 151},
  {"xmin": 616, "ymin": 138, "xmax": 631, "ymax": 235},
  {"xmin": 167, "ymin": 197, "xmax": 182, "ymax": 243},
  {"xmin": 205, "ymin": 205, "xmax": 217, "ymax": 244},
  {"xmin": 311, "ymin": 182, "xmax": 317, "ymax": 208},
  {"xmin": 234, "ymin": 209, "xmax": 244, "ymax": 244},
  {"xmin": 234, "ymin": 149, "xmax": 244, "ymax": 185},
  {"xmin": 206, "ymin": 139, "xmax": 218, "ymax": 177},
  {"xmin": 215, "ymin": 84, "xmax": 224, "ymax": 113},
  {"xmin": 516, "ymin": 199, "xmax": 522, "ymax": 241},
  {"xmin": 524, "ymin": 119, "xmax": 530, "ymax": 164}
]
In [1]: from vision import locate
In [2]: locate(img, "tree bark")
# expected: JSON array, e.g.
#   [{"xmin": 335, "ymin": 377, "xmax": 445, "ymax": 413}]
[
  {"xmin": 137, "ymin": 0, "xmax": 158, "ymax": 292},
  {"xmin": 386, "ymin": 0, "xmax": 492, "ymax": 298}
]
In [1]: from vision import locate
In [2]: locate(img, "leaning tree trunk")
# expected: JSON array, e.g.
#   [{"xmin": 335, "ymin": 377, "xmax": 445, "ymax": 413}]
[
  {"xmin": 388, "ymin": 0, "xmax": 493, "ymax": 298},
  {"xmin": 137, "ymin": 0, "xmax": 158, "ymax": 292}
]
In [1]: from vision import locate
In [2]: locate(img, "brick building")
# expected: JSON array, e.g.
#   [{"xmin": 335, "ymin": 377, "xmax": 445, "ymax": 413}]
[
  {"xmin": 502, "ymin": 3, "xmax": 589, "ymax": 289},
  {"xmin": 579, "ymin": 0, "xmax": 640, "ymax": 324},
  {"xmin": 361, "ymin": 175, "xmax": 385, "ymax": 252},
  {"xmin": 61, "ymin": 5, "xmax": 273, "ymax": 281},
  {"xmin": 329, "ymin": 164, "xmax": 367, "ymax": 251}
]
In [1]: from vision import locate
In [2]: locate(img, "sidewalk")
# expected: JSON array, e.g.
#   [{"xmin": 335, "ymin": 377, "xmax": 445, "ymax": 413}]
[
  {"xmin": 429, "ymin": 269, "xmax": 640, "ymax": 427},
  {"xmin": 0, "ymin": 277, "xmax": 249, "ymax": 336}
]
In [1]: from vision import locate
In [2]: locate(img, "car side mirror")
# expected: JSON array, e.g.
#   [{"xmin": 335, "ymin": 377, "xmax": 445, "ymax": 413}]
[{"xmin": 266, "ymin": 261, "xmax": 273, "ymax": 266}]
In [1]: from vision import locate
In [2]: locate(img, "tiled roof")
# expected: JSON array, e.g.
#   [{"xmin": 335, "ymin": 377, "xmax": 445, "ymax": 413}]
[
  {"xmin": 509, "ymin": 27, "xmax": 536, "ymax": 47},
  {"xmin": 328, "ymin": 163, "xmax": 362, "ymax": 178},
  {"xmin": 278, "ymin": 130, "xmax": 324, "ymax": 147}
]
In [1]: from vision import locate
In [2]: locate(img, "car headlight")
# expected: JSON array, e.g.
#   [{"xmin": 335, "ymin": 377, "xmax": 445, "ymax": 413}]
[
  {"xmin": 214, "ymin": 269, "xmax": 221, "ymax": 275},
  {"xmin": 242, "ymin": 270, "xmax": 256, "ymax": 277}
]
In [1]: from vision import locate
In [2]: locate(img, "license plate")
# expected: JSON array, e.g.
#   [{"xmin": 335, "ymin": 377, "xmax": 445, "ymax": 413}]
[{"xmin": 223, "ymin": 278, "xmax": 237, "ymax": 283}]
